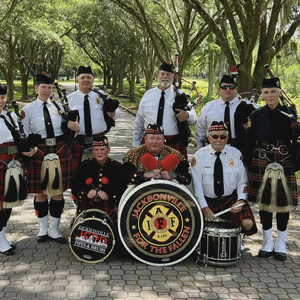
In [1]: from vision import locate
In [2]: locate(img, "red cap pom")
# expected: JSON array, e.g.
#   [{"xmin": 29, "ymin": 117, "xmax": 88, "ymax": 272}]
[
  {"xmin": 140, "ymin": 153, "xmax": 159, "ymax": 170},
  {"xmin": 101, "ymin": 177, "xmax": 109, "ymax": 185},
  {"xmin": 160, "ymin": 154, "xmax": 179, "ymax": 171},
  {"xmin": 85, "ymin": 178, "xmax": 93, "ymax": 185}
]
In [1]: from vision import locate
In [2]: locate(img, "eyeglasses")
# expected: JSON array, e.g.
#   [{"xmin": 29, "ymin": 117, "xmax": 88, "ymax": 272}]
[
  {"xmin": 220, "ymin": 85, "xmax": 236, "ymax": 90},
  {"xmin": 210, "ymin": 134, "xmax": 227, "ymax": 140}
]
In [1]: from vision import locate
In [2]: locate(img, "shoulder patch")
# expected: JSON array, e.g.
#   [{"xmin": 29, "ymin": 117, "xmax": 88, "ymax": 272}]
[
  {"xmin": 191, "ymin": 157, "xmax": 196, "ymax": 167},
  {"xmin": 20, "ymin": 110, "xmax": 25, "ymax": 119},
  {"xmin": 247, "ymin": 117, "xmax": 251, "ymax": 128}
]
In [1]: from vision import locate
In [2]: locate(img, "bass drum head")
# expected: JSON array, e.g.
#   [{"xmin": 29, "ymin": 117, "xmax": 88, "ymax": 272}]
[
  {"xmin": 118, "ymin": 179, "xmax": 203, "ymax": 266},
  {"xmin": 69, "ymin": 209, "xmax": 115, "ymax": 263}
]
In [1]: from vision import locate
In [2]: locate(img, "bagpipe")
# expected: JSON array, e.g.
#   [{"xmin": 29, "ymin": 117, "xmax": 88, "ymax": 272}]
[
  {"xmin": 89, "ymin": 87, "xmax": 119, "ymax": 133},
  {"xmin": 172, "ymin": 54, "xmax": 203, "ymax": 147},
  {"xmin": 20, "ymin": 56, "xmax": 79, "ymax": 146}
]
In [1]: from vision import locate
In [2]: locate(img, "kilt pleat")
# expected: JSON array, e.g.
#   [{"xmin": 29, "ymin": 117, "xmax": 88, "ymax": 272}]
[{"xmin": 248, "ymin": 146, "xmax": 297, "ymax": 206}]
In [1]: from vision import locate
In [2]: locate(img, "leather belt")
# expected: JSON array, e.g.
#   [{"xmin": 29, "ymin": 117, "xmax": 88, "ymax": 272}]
[
  {"xmin": 40, "ymin": 135, "xmax": 65, "ymax": 146},
  {"xmin": 0, "ymin": 145, "xmax": 18, "ymax": 154}
]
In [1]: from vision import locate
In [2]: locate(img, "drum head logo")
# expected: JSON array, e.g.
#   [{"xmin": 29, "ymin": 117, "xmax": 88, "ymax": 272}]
[
  {"xmin": 69, "ymin": 210, "xmax": 115, "ymax": 264},
  {"xmin": 119, "ymin": 181, "xmax": 203, "ymax": 266}
]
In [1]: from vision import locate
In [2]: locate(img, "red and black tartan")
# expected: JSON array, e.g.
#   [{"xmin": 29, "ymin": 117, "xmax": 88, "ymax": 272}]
[
  {"xmin": 71, "ymin": 133, "xmax": 104, "ymax": 173},
  {"xmin": 0, "ymin": 142, "xmax": 19, "ymax": 203},
  {"xmin": 248, "ymin": 141, "xmax": 298, "ymax": 207},
  {"xmin": 76, "ymin": 200, "xmax": 118, "ymax": 224},
  {"xmin": 205, "ymin": 192, "xmax": 258, "ymax": 236},
  {"xmin": 164, "ymin": 134, "xmax": 188, "ymax": 159},
  {"xmin": 25, "ymin": 140, "xmax": 72, "ymax": 194}
]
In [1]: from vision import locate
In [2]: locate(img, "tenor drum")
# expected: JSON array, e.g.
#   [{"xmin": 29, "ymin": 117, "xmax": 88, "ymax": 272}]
[
  {"xmin": 197, "ymin": 219, "xmax": 241, "ymax": 266},
  {"xmin": 69, "ymin": 209, "xmax": 115, "ymax": 263},
  {"xmin": 118, "ymin": 179, "xmax": 203, "ymax": 266}
]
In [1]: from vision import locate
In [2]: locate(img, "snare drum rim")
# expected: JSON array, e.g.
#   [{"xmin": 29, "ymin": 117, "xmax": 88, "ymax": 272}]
[
  {"xmin": 117, "ymin": 179, "xmax": 204, "ymax": 266},
  {"xmin": 69, "ymin": 215, "xmax": 115, "ymax": 264}
]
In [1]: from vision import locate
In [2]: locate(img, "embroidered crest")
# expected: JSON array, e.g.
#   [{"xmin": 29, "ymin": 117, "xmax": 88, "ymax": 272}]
[
  {"xmin": 96, "ymin": 98, "xmax": 100, "ymax": 104},
  {"xmin": 228, "ymin": 158, "xmax": 234, "ymax": 167},
  {"xmin": 191, "ymin": 157, "xmax": 196, "ymax": 167}
]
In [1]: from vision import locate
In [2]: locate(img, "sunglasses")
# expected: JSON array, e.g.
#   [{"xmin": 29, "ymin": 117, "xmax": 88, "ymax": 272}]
[
  {"xmin": 210, "ymin": 134, "xmax": 227, "ymax": 140},
  {"xmin": 220, "ymin": 85, "xmax": 236, "ymax": 90}
]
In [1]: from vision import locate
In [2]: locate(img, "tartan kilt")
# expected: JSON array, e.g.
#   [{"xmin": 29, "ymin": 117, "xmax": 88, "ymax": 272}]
[
  {"xmin": 248, "ymin": 148, "xmax": 298, "ymax": 206},
  {"xmin": 71, "ymin": 141, "xmax": 85, "ymax": 174},
  {"xmin": 164, "ymin": 135, "xmax": 188, "ymax": 159},
  {"xmin": 0, "ymin": 142, "xmax": 20, "ymax": 203},
  {"xmin": 77, "ymin": 199, "xmax": 118, "ymax": 224},
  {"xmin": 25, "ymin": 140, "xmax": 72, "ymax": 194},
  {"xmin": 206, "ymin": 193, "xmax": 258, "ymax": 236}
]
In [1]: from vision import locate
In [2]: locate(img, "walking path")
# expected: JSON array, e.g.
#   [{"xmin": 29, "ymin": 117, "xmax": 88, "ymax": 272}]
[{"xmin": 1, "ymin": 90, "xmax": 300, "ymax": 300}]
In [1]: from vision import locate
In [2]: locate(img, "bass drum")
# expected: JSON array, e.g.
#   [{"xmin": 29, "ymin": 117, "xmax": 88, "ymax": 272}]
[
  {"xmin": 118, "ymin": 179, "xmax": 203, "ymax": 266},
  {"xmin": 69, "ymin": 209, "xmax": 115, "ymax": 264}
]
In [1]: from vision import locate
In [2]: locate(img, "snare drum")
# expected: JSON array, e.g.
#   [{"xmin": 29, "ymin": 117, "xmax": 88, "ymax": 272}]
[
  {"xmin": 197, "ymin": 219, "xmax": 241, "ymax": 266},
  {"xmin": 118, "ymin": 179, "xmax": 203, "ymax": 266},
  {"xmin": 69, "ymin": 209, "xmax": 115, "ymax": 263}
]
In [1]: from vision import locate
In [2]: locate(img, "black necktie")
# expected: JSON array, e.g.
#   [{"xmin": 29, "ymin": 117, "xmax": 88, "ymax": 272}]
[
  {"xmin": 43, "ymin": 102, "xmax": 55, "ymax": 138},
  {"xmin": 156, "ymin": 91, "xmax": 165, "ymax": 126},
  {"xmin": 214, "ymin": 152, "xmax": 224, "ymax": 198},
  {"xmin": 224, "ymin": 102, "xmax": 231, "ymax": 139},
  {"xmin": 84, "ymin": 95, "xmax": 92, "ymax": 136}
]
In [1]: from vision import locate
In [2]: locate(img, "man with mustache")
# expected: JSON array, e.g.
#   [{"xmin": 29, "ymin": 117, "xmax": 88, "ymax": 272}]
[
  {"xmin": 191, "ymin": 121, "xmax": 257, "ymax": 239},
  {"xmin": 133, "ymin": 62, "xmax": 196, "ymax": 158},
  {"xmin": 124, "ymin": 124, "xmax": 191, "ymax": 185}
]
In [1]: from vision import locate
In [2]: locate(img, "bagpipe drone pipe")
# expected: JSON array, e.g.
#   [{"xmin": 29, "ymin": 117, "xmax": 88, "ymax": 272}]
[
  {"xmin": 53, "ymin": 82, "xmax": 79, "ymax": 146},
  {"xmin": 89, "ymin": 87, "xmax": 119, "ymax": 133},
  {"xmin": 4, "ymin": 103, "xmax": 41, "ymax": 164},
  {"xmin": 172, "ymin": 54, "xmax": 203, "ymax": 147}
]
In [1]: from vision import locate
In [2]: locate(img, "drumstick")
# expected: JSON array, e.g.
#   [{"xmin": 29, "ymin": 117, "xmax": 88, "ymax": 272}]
[{"xmin": 214, "ymin": 203, "xmax": 244, "ymax": 217}]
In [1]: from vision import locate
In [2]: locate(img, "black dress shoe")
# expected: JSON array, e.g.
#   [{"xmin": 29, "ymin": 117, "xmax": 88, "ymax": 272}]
[
  {"xmin": 48, "ymin": 236, "xmax": 66, "ymax": 244},
  {"xmin": 10, "ymin": 244, "xmax": 16, "ymax": 250},
  {"xmin": 37, "ymin": 235, "xmax": 48, "ymax": 243},
  {"xmin": 0, "ymin": 248, "xmax": 14, "ymax": 256},
  {"xmin": 274, "ymin": 252, "xmax": 287, "ymax": 261},
  {"xmin": 257, "ymin": 250, "xmax": 274, "ymax": 258}
]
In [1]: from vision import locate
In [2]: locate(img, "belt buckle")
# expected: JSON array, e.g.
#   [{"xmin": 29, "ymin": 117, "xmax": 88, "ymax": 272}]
[
  {"xmin": 84, "ymin": 137, "xmax": 93, "ymax": 144},
  {"xmin": 45, "ymin": 138, "xmax": 56, "ymax": 146},
  {"xmin": 7, "ymin": 145, "xmax": 18, "ymax": 154}
]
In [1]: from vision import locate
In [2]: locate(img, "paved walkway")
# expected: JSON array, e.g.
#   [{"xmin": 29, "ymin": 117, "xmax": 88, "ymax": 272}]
[{"xmin": 1, "ymin": 101, "xmax": 300, "ymax": 300}]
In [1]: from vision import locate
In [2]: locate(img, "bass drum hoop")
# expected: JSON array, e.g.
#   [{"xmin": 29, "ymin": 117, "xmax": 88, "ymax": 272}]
[
  {"xmin": 118, "ymin": 179, "xmax": 203, "ymax": 266},
  {"xmin": 69, "ymin": 209, "xmax": 115, "ymax": 264}
]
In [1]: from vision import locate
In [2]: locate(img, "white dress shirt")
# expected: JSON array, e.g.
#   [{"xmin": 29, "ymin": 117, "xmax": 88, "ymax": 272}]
[
  {"xmin": 191, "ymin": 144, "xmax": 248, "ymax": 209},
  {"xmin": 68, "ymin": 89, "xmax": 120, "ymax": 136},
  {"xmin": 21, "ymin": 98, "xmax": 64, "ymax": 139},
  {"xmin": 133, "ymin": 85, "xmax": 197, "ymax": 146},
  {"xmin": 0, "ymin": 110, "xmax": 18, "ymax": 144},
  {"xmin": 195, "ymin": 97, "xmax": 240, "ymax": 147}
]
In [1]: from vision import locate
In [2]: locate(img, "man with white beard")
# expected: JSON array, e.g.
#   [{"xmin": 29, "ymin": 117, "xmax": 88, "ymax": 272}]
[{"xmin": 132, "ymin": 62, "xmax": 196, "ymax": 158}]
